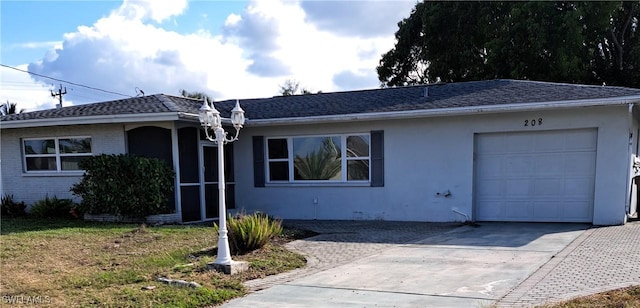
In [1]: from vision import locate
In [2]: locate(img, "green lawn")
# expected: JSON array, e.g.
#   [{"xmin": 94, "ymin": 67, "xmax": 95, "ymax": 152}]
[{"xmin": 0, "ymin": 218, "xmax": 306, "ymax": 307}]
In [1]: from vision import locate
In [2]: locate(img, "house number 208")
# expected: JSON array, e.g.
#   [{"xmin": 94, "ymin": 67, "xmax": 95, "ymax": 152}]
[{"xmin": 524, "ymin": 118, "xmax": 543, "ymax": 127}]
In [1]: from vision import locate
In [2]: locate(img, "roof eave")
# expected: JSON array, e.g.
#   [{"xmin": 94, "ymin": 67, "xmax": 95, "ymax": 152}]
[
  {"xmin": 0, "ymin": 112, "xmax": 184, "ymax": 129},
  {"xmin": 245, "ymin": 95, "xmax": 640, "ymax": 127}
]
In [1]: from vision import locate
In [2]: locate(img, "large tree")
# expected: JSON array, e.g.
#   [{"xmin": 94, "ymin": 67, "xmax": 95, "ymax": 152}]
[{"xmin": 377, "ymin": 1, "xmax": 640, "ymax": 88}]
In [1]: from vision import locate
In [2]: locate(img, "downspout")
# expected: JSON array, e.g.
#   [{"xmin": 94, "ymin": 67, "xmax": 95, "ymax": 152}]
[{"xmin": 626, "ymin": 103, "xmax": 635, "ymax": 219}]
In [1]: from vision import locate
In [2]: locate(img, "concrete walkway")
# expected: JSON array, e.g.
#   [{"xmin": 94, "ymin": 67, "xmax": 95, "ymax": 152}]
[{"xmin": 223, "ymin": 221, "xmax": 640, "ymax": 307}]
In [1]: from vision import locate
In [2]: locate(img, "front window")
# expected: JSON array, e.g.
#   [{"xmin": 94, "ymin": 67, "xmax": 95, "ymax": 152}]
[
  {"xmin": 23, "ymin": 137, "xmax": 92, "ymax": 172},
  {"xmin": 266, "ymin": 134, "xmax": 370, "ymax": 183}
]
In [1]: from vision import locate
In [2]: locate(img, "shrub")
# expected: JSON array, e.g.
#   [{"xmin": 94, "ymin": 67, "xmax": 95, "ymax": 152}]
[
  {"xmin": 214, "ymin": 212, "xmax": 283, "ymax": 254},
  {"xmin": 71, "ymin": 154, "xmax": 175, "ymax": 219},
  {"xmin": 29, "ymin": 195, "xmax": 76, "ymax": 218},
  {"xmin": 1, "ymin": 194, "xmax": 26, "ymax": 217}
]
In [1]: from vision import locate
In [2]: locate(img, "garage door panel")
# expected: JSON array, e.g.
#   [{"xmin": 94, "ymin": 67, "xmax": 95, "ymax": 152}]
[
  {"xmin": 533, "ymin": 179, "xmax": 563, "ymax": 196},
  {"xmin": 565, "ymin": 178, "xmax": 595, "ymax": 196},
  {"xmin": 564, "ymin": 153, "xmax": 597, "ymax": 175},
  {"xmin": 505, "ymin": 156, "xmax": 534, "ymax": 174},
  {"xmin": 533, "ymin": 201, "xmax": 560, "ymax": 219},
  {"xmin": 505, "ymin": 179, "xmax": 532, "ymax": 196},
  {"xmin": 507, "ymin": 135, "xmax": 535, "ymax": 153},
  {"xmin": 477, "ymin": 135, "xmax": 505, "ymax": 154},
  {"xmin": 535, "ymin": 133, "xmax": 566, "ymax": 152},
  {"xmin": 563, "ymin": 201, "xmax": 593, "ymax": 220},
  {"xmin": 534, "ymin": 154, "xmax": 564, "ymax": 175},
  {"xmin": 477, "ymin": 156, "xmax": 503, "ymax": 176},
  {"xmin": 565, "ymin": 130, "xmax": 598, "ymax": 150},
  {"xmin": 476, "ymin": 200, "xmax": 503, "ymax": 220},
  {"xmin": 476, "ymin": 179, "xmax": 503, "ymax": 196},
  {"xmin": 505, "ymin": 202, "xmax": 534, "ymax": 219},
  {"xmin": 475, "ymin": 129, "xmax": 596, "ymax": 223}
]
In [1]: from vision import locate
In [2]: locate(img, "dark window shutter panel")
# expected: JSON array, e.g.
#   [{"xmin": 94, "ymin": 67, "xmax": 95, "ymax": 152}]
[
  {"xmin": 253, "ymin": 136, "xmax": 265, "ymax": 187},
  {"xmin": 371, "ymin": 130, "xmax": 384, "ymax": 187}
]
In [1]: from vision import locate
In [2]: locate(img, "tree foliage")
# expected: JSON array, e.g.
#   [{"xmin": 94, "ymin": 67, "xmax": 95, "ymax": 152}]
[
  {"xmin": 0, "ymin": 101, "xmax": 24, "ymax": 116},
  {"xmin": 278, "ymin": 79, "xmax": 316, "ymax": 96},
  {"xmin": 377, "ymin": 1, "xmax": 640, "ymax": 88}
]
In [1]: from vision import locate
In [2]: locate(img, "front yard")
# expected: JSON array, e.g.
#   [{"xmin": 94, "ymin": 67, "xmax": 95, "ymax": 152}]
[{"xmin": 0, "ymin": 218, "xmax": 306, "ymax": 307}]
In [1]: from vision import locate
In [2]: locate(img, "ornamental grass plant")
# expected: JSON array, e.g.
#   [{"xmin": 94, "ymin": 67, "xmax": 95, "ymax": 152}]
[{"xmin": 215, "ymin": 212, "xmax": 283, "ymax": 254}]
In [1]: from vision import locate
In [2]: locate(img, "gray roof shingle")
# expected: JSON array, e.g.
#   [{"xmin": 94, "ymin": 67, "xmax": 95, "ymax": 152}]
[
  {"xmin": 2, "ymin": 80, "xmax": 640, "ymax": 124},
  {"xmin": 0, "ymin": 94, "xmax": 203, "ymax": 122},
  {"xmin": 233, "ymin": 79, "xmax": 640, "ymax": 120}
]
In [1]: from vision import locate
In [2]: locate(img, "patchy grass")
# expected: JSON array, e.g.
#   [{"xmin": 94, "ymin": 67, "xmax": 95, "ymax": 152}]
[
  {"xmin": 0, "ymin": 217, "xmax": 307, "ymax": 307},
  {"xmin": 540, "ymin": 285, "xmax": 640, "ymax": 308}
]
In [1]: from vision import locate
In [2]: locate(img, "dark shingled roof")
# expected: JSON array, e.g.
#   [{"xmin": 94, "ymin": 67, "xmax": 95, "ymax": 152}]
[
  {"xmin": 233, "ymin": 79, "xmax": 640, "ymax": 120},
  {"xmin": 3, "ymin": 80, "xmax": 640, "ymax": 123},
  {"xmin": 0, "ymin": 94, "xmax": 203, "ymax": 122}
]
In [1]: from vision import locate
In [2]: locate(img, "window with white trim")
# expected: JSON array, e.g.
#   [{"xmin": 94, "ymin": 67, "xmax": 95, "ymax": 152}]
[
  {"xmin": 23, "ymin": 137, "xmax": 93, "ymax": 172},
  {"xmin": 266, "ymin": 134, "xmax": 370, "ymax": 183}
]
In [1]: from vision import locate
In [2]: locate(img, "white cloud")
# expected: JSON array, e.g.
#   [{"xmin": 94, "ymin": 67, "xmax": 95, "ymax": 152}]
[
  {"xmin": 12, "ymin": 0, "xmax": 413, "ymax": 110},
  {"xmin": 224, "ymin": 13, "xmax": 242, "ymax": 27},
  {"xmin": 222, "ymin": 0, "xmax": 401, "ymax": 92},
  {"xmin": 0, "ymin": 65, "xmax": 58, "ymax": 112},
  {"xmin": 117, "ymin": 0, "xmax": 188, "ymax": 23},
  {"xmin": 300, "ymin": 1, "xmax": 416, "ymax": 38}
]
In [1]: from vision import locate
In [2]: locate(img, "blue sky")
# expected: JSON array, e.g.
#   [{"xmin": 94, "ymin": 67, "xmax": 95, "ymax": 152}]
[{"xmin": 0, "ymin": 0, "xmax": 415, "ymax": 111}]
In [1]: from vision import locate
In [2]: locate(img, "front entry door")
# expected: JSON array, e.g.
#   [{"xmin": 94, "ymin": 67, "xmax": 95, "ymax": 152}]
[{"xmin": 201, "ymin": 143, "xmax": 235, "ymax": 220}]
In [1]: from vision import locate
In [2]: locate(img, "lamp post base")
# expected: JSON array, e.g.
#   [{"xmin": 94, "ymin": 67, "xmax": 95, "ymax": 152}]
[{"xmin": 207, "ymin": 260, "xmax": 249, "ymax": 275}]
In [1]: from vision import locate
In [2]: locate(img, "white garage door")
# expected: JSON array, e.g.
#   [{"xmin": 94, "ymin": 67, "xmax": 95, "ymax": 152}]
[{"xmin": 474, "ymin": 129, "xmax": 597, "ymax": 222}]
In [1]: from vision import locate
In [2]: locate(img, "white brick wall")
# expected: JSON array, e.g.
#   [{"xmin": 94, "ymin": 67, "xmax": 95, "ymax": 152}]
[{"xmin": 0, "ymin": 124, "xmax": 126, "ymax": 206}]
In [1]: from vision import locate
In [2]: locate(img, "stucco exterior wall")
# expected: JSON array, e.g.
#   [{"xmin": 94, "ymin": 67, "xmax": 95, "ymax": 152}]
[
  {"xmin": 233, "ymin": 105, "xmax": 630, "ymax": 225},
  {"xmin": 0, "ymin": 124, "xmax": 126, "ymax": 206}
]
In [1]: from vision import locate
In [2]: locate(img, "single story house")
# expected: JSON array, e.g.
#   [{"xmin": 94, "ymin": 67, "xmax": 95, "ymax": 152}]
[{"xmin": 2, "ymin": 79, "xmax": 640, "ymax": 225}]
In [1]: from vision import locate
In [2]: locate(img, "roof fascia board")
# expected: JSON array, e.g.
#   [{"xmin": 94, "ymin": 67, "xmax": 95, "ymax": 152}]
[
  {"xmin": 1, "ymin": 113, "xmax": 181, "ymax": 129},
  {"xmin": 246, "ymin": 96, "xmax": 640, "ymax": 127}
]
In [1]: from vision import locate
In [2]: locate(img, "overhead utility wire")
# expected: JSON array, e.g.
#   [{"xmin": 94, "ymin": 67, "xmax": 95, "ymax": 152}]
[{"xmin": 0, "ymin": 63, "xmax": 132, "ymax": 98}]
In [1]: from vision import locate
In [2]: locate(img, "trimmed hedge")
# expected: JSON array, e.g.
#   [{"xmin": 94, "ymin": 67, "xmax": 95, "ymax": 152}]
[{"xmin": 71, "ymin": 154, "xmax": 175, "ymax": 219}]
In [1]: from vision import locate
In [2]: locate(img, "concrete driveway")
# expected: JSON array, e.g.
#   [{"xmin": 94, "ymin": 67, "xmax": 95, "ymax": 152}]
[{"xmin": 223, "ymin": 222, "xmax": 588, "ymax": 308}]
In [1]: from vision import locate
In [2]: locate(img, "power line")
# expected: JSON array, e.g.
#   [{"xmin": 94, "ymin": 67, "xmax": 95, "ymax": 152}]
[{"xmin": 0, "ymin": 63, "xmax": 132, "ymax": 98}]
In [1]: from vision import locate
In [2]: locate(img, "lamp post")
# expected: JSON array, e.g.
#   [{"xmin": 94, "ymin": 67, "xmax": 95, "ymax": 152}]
[{"xmin": 198, "ymin": 98, "xmax": 246, "ymax": 273}]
